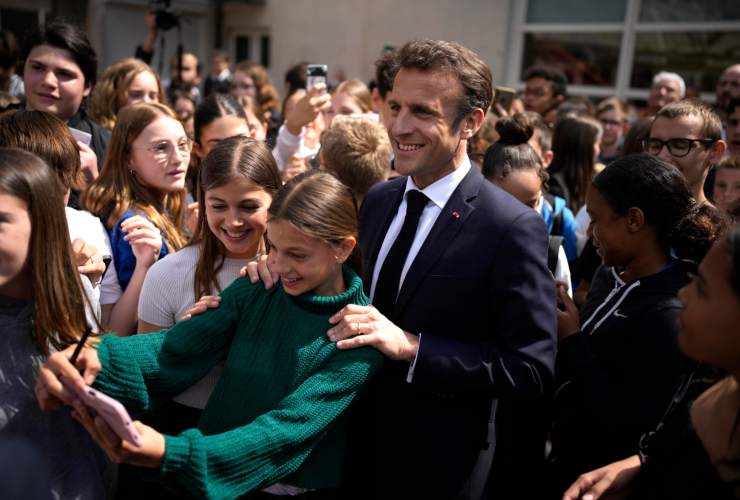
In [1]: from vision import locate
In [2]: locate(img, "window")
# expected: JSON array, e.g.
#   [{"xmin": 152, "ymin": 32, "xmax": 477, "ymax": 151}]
[
  {"xmin": 231, "ymin": 30, "xmax": 270, "ymax": 68},
  {"xmin": 507, "ymin": 0, "xmax": 740, "ymax": 102}
]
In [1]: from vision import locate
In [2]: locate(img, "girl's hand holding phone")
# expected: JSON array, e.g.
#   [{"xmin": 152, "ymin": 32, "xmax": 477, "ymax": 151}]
[
  {"xmin": 121, "ymin": 215, "xmax": 163, "ymax": 269},
  {"xmin": 71, "ymin": 404, "xmax": 165, "ymax": 468},
  {"xmin": 35, "ymin": 344, "xmax": 101, "ymax": 411}
]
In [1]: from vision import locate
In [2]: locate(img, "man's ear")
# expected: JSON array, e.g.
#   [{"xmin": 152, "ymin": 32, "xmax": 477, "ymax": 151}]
[
  {"xmin": 460, "ymin": 108, "xmax": 485, "ymax": 140},
  {"xmin": 626, "ymin": 206, "xmax": 646, "ymax": 233},
  {"xmin": 709, "ymin": 139, "xmax": 727, "ymax": 165}
]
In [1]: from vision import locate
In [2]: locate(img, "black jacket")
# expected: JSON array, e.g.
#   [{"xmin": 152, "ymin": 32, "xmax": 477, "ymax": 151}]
[{"xmin": 549, "ymin": 262, "xmax": 694, "ymax": 491}]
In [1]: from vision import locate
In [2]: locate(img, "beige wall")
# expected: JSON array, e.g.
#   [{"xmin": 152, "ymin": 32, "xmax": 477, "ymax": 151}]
[{"xmin": 223, "ymin": 0, "xmax": 511, "ymax": 94}]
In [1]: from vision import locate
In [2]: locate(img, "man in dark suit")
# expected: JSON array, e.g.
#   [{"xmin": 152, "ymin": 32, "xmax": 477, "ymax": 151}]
[{"xmin": 327, "ymin": 39, "xmax": 557, "ymax": 499}]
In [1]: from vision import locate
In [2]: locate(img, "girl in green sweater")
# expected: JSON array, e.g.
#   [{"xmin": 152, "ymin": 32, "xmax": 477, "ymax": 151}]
[{"xmin": 36, "ymin": 171, "xmax": 383, "ymax": 499}]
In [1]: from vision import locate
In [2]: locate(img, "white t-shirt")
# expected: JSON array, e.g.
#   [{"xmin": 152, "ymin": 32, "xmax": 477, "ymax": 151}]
[
  {"xmin": 65, "ymin": 207, "xmax": 113, "ymax": 303},
  {"xmin": 138, "ymin": 244, "xmax": 249, "ymax": 408}
]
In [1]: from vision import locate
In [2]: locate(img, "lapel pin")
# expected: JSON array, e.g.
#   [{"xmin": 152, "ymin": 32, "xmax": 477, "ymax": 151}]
[{"xmin": 452, "ymin": 211, "xmax": 460, "ymax": 219}]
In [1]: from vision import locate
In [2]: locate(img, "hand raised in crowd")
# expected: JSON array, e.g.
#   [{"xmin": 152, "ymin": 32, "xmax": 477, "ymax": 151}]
[
  {"xmin": 35, "ymin": 343, "xmax": 101, "ymax": 411},
  {"xmin": 285, "ymin": 84, "xmax": 331, "ymax": 135},
  {"xmin": 557, "ymin": 286, "xmax": 581, "ymax": 340},
  {"xmin": 185, "ymin": 201, "xmax": 199, "ymax": 235},
  {"xmin": 180, "ymin": 294, "xmax": 221, "ymax": 321},
  {"xmin": 121, "ymin": 215, "xmax": 163, "ymax": 269},
  {"xmin": 327, "ymin": 304, "xmax": 420, "ymax": 362},
  {"xmin": 71, "ymin": 403, "xmax": 165, "ymax": 468},
  {"xmin": 72, "ymin": 237, "xmax": 106, "ymax": 285},
  {"xmin": 562, "ymin": 454, "xmax": 641, "ymax": 500},
  {"xmin": 78, "ymin": 141, "xmax": 99, "ymax": 187}
]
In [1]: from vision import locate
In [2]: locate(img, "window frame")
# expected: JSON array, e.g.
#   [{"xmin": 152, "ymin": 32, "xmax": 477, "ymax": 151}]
[{"xmin": 505, "ymin": 0, "xmax": 740, "ymax": 103}]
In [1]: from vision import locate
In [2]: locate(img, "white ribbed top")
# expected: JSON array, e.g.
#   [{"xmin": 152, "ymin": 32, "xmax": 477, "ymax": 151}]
[{"xmin": 138, "ymin": 244, "xmax": 249, "ymax": 408}]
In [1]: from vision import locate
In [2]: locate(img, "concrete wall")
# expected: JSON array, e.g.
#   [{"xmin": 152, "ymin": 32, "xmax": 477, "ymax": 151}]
[{"xmin": 222, "ymin": 0, "xmax": 512, "ymax": 93}]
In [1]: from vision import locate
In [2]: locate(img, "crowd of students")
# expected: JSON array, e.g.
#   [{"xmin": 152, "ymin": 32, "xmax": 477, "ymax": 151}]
[{"xmin": 0, "ymin": 17, "xmax": 739, "ymax": 500}]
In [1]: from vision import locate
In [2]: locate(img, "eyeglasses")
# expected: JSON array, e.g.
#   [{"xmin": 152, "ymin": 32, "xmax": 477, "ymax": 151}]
[
  {"xmin": 599, "ymin": 118, "xmax": 623, "ymax": 127},
  {"xmin": 642, "ymin": 138, "xmax": 716, "ymax": 158},
  {"xmin": 141, "ymin": 139, "xmax": 192, "ymax": 161}
]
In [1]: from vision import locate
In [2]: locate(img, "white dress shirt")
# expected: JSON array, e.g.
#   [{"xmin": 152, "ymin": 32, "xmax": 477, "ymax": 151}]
[{"xmin": 369, "ymin": 156, "xmax": 472, "ymax": 301}]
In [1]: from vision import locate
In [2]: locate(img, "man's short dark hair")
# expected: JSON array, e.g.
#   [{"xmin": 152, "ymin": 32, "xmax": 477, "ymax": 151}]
[
  {"xmin": 374, "ymin": 49, "xmax": 397, "ymax": 100},
  {"xmin": 21, "ymin": 21, "xmax": 97, "ymax": 86},
  {"xmin": 524, "ymin": 65, "xmax": 568, "ymax": 98},
  {"xmin": 396, "ymin": 39, "xmax": 492, "ymax": 129}
]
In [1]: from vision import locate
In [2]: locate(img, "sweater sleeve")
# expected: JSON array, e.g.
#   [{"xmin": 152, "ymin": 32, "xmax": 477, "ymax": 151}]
[
  {"xmin": 158, "ymin": 346, "xmax": 383, "ymax": 499},
  {"xmin": 93, "ymin": 278, "xmax": 248, "ymax": 414}
]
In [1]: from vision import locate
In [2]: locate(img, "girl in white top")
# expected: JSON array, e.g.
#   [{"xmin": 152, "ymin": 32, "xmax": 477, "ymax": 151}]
[{"xmin": 138, "ymin": 136, "xmax": 281, "ymax": 410}]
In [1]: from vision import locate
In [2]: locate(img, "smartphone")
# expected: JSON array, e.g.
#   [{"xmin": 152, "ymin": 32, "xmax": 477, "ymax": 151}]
[
  {"xmin": 64, "ymin": 378, "xmax": 142, "ymax": 447},
  {"xmin": 306, "ymin": 64, "xmax": 328, "ymax": 91},
  {"xmin": 493, "ymin": 86, "xmax": 516, "ymax": 113}
]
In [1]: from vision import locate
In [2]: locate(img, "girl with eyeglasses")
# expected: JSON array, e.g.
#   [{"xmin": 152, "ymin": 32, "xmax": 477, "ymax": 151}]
[{"xmin": 83, "ymin": 102, "xmax": 189, "ymax": 335}]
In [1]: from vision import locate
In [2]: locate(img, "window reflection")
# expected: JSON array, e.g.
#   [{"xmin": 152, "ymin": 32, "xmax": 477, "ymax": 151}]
[
  {"xmin": 639, "ymin": 0, "xmax": 740, "ymax": 22},
  {"xmin": 521, "ymin": 33, "xmax": 621, "ymax": 86}
]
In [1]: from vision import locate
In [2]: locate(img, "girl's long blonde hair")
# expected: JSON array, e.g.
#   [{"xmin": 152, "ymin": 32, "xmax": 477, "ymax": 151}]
[
  {"xmin": 82, "ymin": 102, "xmax": 187, "ymax": 252},
  {"xmin": 0, "ymin": 148, "xmax": 95, "ymax": 354}
]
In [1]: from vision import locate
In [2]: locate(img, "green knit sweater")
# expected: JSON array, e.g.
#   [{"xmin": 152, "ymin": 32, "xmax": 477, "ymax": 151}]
[{"xmin": 93, "ymin": 266, "xmax": 382, "ymax": 499}]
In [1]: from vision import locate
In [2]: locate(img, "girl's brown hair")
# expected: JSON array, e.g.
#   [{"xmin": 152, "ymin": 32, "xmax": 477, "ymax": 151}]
[
  {"xmin": 0, "ymin": 110, "xmax": 82, "ymax": 191},
  {"xmin": 82, "ymin": 102, "xmax": 187, "ymax": 252},
  {"xmin": 191, "ymin": 136, "xmax": 281, "ymax": 298},
  {"xmin": 549, "ymin": 114, "xmax": 603, "ymax": 212},
  {"xmin": 89, "ymin": 58, "xmax": 166, "ymax": 130},
  {"xmin": 0, "ymin": 147, "xmax": 93, "ymax": 354},
  {"xmin": 333, "ymin": 79, "xmax": 373, "ymax": 113},
  {"xmin": 234, "ymin": 61, "xmax": 281, "ymax": 118},
  {"xmin": 268, "ymin": 170, "xmax": 362, "ymax": 274}
]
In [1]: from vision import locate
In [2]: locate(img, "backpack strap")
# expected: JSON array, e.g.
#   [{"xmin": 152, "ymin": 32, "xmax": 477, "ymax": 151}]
[
  {"xmin": 547, "ymin": 235, "xmax": 564, "ymax": 275},
  {"xmin": 545, "ymin": 194, "xmax": 565, "ymax": 237}
]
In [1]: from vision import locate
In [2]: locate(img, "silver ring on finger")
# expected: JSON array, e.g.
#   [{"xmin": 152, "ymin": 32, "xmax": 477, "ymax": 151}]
[{"xmin": 355, "ymin": 321, "xmax": 361, "ymax": 335}]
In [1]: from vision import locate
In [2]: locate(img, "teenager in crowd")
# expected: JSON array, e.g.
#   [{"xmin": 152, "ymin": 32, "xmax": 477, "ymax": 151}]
[
  {"xmin": 563, "ymin": 221, "xmax": 740, "ymax": 500},
  {"xmin": 548, "ymin": 113, "xmax": 603, "ymax": 214},
  {"xmin": 37, "ymin": 171, "xmax": 383, "ymax": 499},
  {"xmin": 230, "ymin": 61, "xmax": 282, "ymax": 145},
  {"xmin": 138, "ymin": 136, "xmax": 280, "ymax": 418},
  {"xmin": 481, "ymin": 114, "xmax": 572, "ymax": 291},
  {"xmin": 645, "ymin": 99, "xmax": 725, "ymax": 207},
  {"xmin": 83, "ymin": 103, "xmax": 189, "ymax": 335},
  {"xmin": 0, "ymin": 147, "xmax": 108, "ymax": 499},
  {"xmin": 713, "ymin": 156, "xmax": 740, "ymax": 214},
  {"xmin": 549, "ymin": 154, "xmax": 727, "ymax": 493},
  {"xmin": 89, "ymin": 57, "xmax": 165, "ymax": 130},
  {"xmin": 595, "ymin": 97, "xmax": 629, "ymax": 164},
  {"xmin": 0, "ymin": 110, "xmax": 110, "ymax": 294},
  {"xmin": 724, "ymin": 97, "xmax": 740, "ymax": 156},
  {"xmin": 19, "ymin": 21, "xmax": 109, "ymax": 176},
  {"xmin": 323, "ymin": 79, "xmax": 374, "ymax": 128},
  {"xmin": 319, "ymin": 115, "xmax": 391, "ymax": 205}
]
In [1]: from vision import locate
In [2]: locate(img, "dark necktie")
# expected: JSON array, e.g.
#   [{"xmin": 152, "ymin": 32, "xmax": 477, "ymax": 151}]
[{"xmin": 373, "ymin": 190, "xmax": 429, "ymax": 316}]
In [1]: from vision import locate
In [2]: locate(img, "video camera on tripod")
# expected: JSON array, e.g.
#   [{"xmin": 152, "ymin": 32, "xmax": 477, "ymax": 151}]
[{"xmin": 149, "ymin": 0, "xmax": 181, "ymax": 31}]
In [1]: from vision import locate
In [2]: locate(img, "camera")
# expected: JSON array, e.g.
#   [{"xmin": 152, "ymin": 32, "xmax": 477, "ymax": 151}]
[{"xmin": 149, "ymin": 0, "xmax": 181, "ymax": 32}]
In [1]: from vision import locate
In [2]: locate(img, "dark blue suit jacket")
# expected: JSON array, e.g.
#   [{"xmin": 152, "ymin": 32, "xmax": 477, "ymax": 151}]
[{"xmin": 349, "ymin": 167, "xmax": 557, "ymax": 499}]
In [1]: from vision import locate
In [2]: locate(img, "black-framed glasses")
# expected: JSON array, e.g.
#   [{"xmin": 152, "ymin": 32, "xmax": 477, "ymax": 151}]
[{"xmin": 643, "ymin": 137, "xmax": 716, "ymax": 158}]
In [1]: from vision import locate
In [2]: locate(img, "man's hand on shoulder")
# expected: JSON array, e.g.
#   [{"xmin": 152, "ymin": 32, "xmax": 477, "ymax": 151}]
[{"xmin": 328, "ymin": 304, "xmax": 419, "ymax": 361}]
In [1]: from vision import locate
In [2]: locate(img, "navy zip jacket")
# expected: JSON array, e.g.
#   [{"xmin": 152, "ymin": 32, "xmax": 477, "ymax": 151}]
[{"xmin": 549, "ymin": 262, "xmax": 694, "ymax": 491}]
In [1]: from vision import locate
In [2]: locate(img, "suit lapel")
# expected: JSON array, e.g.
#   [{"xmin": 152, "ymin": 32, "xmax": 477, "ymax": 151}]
[{"xmin": 393, "ymin": 168, "xmax": 483, "ymax": 318}]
